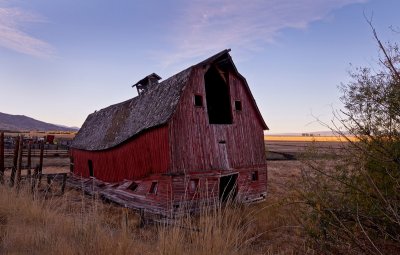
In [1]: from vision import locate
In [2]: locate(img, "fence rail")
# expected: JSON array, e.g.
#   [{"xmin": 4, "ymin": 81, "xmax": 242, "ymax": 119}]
[{"xmin": 4, "ymin": 149, "xmax": 69, "ymax": 157}]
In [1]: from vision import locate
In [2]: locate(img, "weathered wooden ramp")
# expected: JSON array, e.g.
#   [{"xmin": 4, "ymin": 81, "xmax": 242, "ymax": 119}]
[{"xmin": 67, "ymin": 176, "xmax": 172, "ymax": 219}]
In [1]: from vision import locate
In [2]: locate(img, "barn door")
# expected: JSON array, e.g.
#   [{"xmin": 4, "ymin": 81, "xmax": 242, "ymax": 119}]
[
  {"xmin": 219, "ymin": 174, "xmax": 238, "ymax": 202},
  {"xmin": 218, "ymin": 141, "xmax": 230, "ymax": 169}
]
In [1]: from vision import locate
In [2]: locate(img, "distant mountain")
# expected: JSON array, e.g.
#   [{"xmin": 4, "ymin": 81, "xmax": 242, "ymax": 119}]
[{"xmin": 0, "ymin": 112, "xmax": 79, "ymax": 132}]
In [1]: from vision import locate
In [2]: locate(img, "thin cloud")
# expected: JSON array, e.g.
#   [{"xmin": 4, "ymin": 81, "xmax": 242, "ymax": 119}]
[
  {"xmin": 0, "ymin": 6, "xmax": 54, "ymax": 58},
  {"xmin": 160, "ymin": 0, "xmax": 367, "ymax": 66}
]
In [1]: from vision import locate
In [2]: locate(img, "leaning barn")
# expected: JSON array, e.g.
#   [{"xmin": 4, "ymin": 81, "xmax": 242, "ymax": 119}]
[{"xmin": 70, "ymin": 49, "xmax": 268, "ymax": 216}]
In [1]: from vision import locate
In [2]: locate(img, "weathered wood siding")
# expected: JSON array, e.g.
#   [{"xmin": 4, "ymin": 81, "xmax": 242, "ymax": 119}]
[
  {"xmin": 71, "ymin": 126, "xmax": 169, "ymax": 182},
  {"xmin": 169, "ymin": 67, "xmax": 266, "ymax": 172},
  {"xmin": 236, "ymin": 166, "xmax": 268, "ymax": 202}
]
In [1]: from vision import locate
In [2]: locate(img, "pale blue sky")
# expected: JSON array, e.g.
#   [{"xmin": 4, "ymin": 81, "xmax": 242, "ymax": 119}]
[{"xmin": 0, "ymin": 0, "xmax": 399, "ymax": 133}]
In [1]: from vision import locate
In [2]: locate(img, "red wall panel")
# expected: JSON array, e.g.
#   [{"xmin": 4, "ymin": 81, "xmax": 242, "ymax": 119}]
[
  {"xmin": 71, "ymin": 126, "xmax": 169, "ymax": 182},
  {"xmin": 169, "ymin": 67, "xmax": 267, "ymax": 173}
]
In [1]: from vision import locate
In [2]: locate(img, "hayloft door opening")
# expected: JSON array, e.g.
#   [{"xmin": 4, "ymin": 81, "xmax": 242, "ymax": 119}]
[
  {"xmin": 88, "ymin": 160, "xmax": 94, "ymax": 177},
  {"xmin": 219, "ymin": 174, "xmax": 237, "ymax": 202},
  {"xmin": 204, "ymin": 66, "xmax": 232, "ymax": 124}
]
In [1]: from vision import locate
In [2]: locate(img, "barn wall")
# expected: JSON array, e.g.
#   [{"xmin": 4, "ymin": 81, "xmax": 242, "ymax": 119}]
[
  {"xmin": 169, "ymin": 67, "xmax": 266, "ymax": 173},
  {"xmin": 125, "ymin": 174, "xmax": 174, "ymax": 214},
  {"xmin": 236, "ymin": 166, "xmax": 268, "ymax": 201},
  {"xmin": 71, "ymin": 126, "xmax": 169, "ymax": 182}
]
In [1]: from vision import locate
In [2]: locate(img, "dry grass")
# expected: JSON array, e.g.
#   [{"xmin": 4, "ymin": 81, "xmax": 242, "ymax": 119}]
[
  {"xmin": 0, "ymin": 161, "xmax": 314, "ymax": 254},
  {"xmin": 0, "ymin": 185, "xmax": 156, "ymax": 255}
]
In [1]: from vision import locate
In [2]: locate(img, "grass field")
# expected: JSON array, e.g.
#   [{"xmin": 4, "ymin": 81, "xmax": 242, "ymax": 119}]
[
  {"xmin": 0, "ymin": 160, "xmax": 311, "ymax": 254},
  {"xmin": 265, "ymin": 135, "xmax": 358, "ymax": 142}
]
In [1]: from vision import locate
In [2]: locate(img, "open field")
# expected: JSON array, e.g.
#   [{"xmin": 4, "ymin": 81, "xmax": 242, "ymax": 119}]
[
  {"xmin": 265, "ymin": 135, "xmax": 358, "ymax": 142},
  {"xmin": 265, "ymin": 139, "xmax": 349, "ymax": 160}
]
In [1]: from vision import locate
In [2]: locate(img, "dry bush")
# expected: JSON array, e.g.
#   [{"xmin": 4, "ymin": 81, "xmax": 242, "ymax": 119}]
[{"xmin": 298, "ymin": 21, "xmax": 400, "ymax": 254}]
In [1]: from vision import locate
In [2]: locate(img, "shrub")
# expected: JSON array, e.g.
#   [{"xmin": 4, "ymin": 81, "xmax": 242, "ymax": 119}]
[{"xmin": 300, "ymin": 22, "xmax": 400, "ymax": 254}]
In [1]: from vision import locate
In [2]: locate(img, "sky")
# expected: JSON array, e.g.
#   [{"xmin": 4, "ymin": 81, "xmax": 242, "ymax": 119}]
[{"xmin": 0, "ymin": 0, "xmax": 399, "ymax": 134}]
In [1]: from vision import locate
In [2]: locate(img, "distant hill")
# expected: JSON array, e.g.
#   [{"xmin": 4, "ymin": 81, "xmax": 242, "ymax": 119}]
[{"xmin": 0, "ymin": 112, "xmax": 78, "ymax": 132}]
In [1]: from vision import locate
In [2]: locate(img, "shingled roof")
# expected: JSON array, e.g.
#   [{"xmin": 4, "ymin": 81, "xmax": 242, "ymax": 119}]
[
  {"xmin": 72, "ymin": 67, "xmax": 192, "ymax": 150},
  {"xmin": 72, "ymin": 49, "xmax": 267, "ymax": 151}
]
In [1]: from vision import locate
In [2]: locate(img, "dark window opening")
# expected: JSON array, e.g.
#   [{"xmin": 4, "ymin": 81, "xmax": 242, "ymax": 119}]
[
  {"xmin": 149, "ymin": 182, "xmax": 158, "ymax": 194},
  {"xmin": 204, "ymin": 66, "xmax": 232, "ymax": 124},
  {"xmin": 128, "ymin": 182, "xmax": 138, "ymax": 192},
  {"xmin": 235, "ymin": 100, "xmax": 242, "ymax": 111},
  {"xmin": 189, "ymin": 179, "xmax": 199, "ymax": 193},
  {"xmin": 219, "ymin": 174, "xmax": 238, "ymax": 203},
  {"xmin": 88, "ymin": 160, "xmax": 94, "ymax": 177},
  {"xmin": 194, "ymin": 94, "xmax": 203, "ymax": 107},
  {"xmin": 251, "ymin": 171, "xmax": 259, "ymax": 181}
]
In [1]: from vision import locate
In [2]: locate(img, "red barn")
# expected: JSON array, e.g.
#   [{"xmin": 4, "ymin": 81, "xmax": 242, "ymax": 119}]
[{"xmin": 70, "ymin": 49, "xmax": 268, "ymax": 216}]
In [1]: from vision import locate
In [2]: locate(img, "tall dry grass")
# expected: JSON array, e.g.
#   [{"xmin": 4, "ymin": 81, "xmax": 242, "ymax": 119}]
[
  {"xmin": 158, "ymin": 200, "xmax": 255, "ymax": 255},
  {"xmin": 0, "ymin": 162, "xmax": 313, "ymax": 254},
  {"xmin": 0, "ymin": 185, "xmax": 153, "ymax": 255}
]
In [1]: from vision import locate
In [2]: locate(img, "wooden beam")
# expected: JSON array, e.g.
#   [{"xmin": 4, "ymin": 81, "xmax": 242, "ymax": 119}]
[
  {"xmin": 45, "ymin": 175, "xmax": 52, "ymax": 194},
  {"xmin": 27, "ymin": 142, "xmax": 32, "ymax": 177},
  {"xmin": 38, "ymin": 141, "xmax": 44, "ymax": 186},
  {"xmin": 16, "ymin": 135, "xmax": 23, "ymax": 187},
  {"xmin": 39, "ymin": 141, "xmax": 44, "ymax": 172},
  {"xmin": 31, "ymin": 165, "xmax": 39, "ymax": 193},
  {"xmin": 9, "ymin": 136, "xmax": 20, "ymax": 187},
  {"xmin": 0, "ymin": 132, "xmax": 4, "ymax": 184},
  {"xmin": 61, "ymin": 173, "xmax": 67, "ymax": 194}
]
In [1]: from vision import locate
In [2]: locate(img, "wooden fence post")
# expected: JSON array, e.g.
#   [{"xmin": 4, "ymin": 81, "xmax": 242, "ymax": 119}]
[
  {"xmin": 45, "ymin": 175, "xmax": 52, "ymax": 194},
  {"xmin": 16, "ymin": 135, "xmax": 23, "ymax": 187},
  {"xmin": 10, "ymin": 136, "xmax": 20, "ymax": 187},
  {"xmin": 61, "ymin": 173, "xmax": 67, "ymax": 194},
  {"xmin": 27, "ymin": 142, "xmax": 32, "ymax": 178},
  {"xmin": 31, "ymin": 165, "xmax": 39, "ymax": 193},
  {"xmin": 0, "ymin": 132, "xmax": 4, "ymax": 184},
  {"xmin": 38, "ymin": 141, "xmax": 44, "ymax": 186}
]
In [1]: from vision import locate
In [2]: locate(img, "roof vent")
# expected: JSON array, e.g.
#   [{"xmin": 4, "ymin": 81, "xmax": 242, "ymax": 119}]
[{"xmin": 132, "ymin": 73, "xmax": 161, "ymax": 96}]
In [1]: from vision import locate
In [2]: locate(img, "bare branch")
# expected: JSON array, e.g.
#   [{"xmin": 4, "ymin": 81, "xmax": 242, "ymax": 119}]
[{"xmin": 365, "ymin": 16, "xmax": 400, "ymax": 81}]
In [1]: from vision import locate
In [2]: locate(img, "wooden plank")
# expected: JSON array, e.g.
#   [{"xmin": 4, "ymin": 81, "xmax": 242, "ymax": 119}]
[
  {"xmin": 31, "ymin": 165, "xmax": 39, "ymax": 192},
  {"xmin": 38, "ymin": 142, "xmax": 44, "ymax": 187},
  {"xmin": 27, "ymin": 142, "xmax": 32, "ymax": 177},
  {"xmin": 61, "ymin": 173, "xmax": 67, "ymax": 194},
  {"xmin": 3, "ymin": 149, "xmax": 69, "ymax": 157},
  {"xmin": 16, "ymin": 135, "xmax": 23, "ymax": 187},
  {"xmin": 0, "ymin": 132, "xmax": 4, "ymax": 184},
  {"xmin": 39, "ymin": 142, "xmax": 44, "ymax": 172},
  {"xmin": 10, "ymin": 136, "xmax": 19, "ymax": 187}
]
